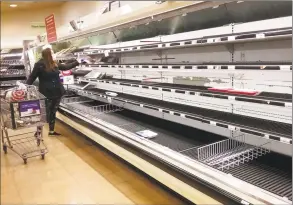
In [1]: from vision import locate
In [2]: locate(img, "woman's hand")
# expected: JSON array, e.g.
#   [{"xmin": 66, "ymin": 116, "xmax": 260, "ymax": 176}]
[{"xmin": 76, "ymin": 58, "xmax": 91, "ymax": 64}]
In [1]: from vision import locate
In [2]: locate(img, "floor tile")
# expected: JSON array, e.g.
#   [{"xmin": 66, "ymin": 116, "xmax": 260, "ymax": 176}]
[{"xmin": 1, "ymin": 122, "xmax": 185, "ymax": 205}]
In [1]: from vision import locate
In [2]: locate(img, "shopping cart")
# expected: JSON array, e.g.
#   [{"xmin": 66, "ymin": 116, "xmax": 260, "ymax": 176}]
[{"xmin": 0, "ymin": 85, "xmax": 48, "ymax": 164}]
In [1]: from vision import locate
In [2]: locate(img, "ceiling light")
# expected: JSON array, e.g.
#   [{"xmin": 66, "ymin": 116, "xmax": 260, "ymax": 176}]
[
  {"xmin": 10, "ymin": 4, "xmax": 17, "ymax": 8},
  {"xmin": 237, "ymin": 1, "xmax": 244, "ymax": 3},
  {"xmin": 156, "ymin": 1, "xmax": 165, "ymax": 4}
]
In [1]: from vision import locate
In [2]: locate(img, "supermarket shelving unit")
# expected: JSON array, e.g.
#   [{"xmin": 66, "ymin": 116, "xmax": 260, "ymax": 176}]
[
  {"xmin": 26, "ymin": 1, "xmax": 292, "ymax": 205},
  {"xmin": 0, "ymin": 48, "xmax": 25, "ymax": 89}
]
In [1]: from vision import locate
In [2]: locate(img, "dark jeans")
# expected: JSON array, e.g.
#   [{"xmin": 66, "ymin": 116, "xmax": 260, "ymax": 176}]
[{"xmin": 46, "ymin": 97, "xmax": 62, "ymax": 131}]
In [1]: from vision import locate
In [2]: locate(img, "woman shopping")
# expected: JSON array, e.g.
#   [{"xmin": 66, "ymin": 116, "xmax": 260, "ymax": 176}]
[{"xmin": 26, "ymin": 44, "xmax": 85, "ymax": 136}]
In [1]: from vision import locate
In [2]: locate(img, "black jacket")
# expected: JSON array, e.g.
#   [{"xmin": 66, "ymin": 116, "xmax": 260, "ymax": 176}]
[{"xmin": 26, "ymin": 59, "xmax": 79, "ymax": 99}]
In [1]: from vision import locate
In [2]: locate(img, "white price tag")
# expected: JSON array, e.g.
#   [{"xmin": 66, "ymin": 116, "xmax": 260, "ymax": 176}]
[
  {"xmin": 228, "ymin": 125, "xmax": 236, "ymax": 131},
  {"xmin": 210, "ymin": 121, "xmax": 217, "ymax": 126},
  {"xmin": 214, "ymin": 38, "xmax": 221, "ymax": 42},
  {"xmin": 207, "ymin": 38, "xmax": 214, "ymax": 43},
  {"xmin": 280, "ymin": 138, "xmax": 291, "ymax": 144},
  {"xmin": 256, "ymin": 33, "xmax": 265, "ymax": 39},
  {"xmin": 241, "ymin": 200, "xmax": 250, "ymax": 205},
  {"xmin": 228, "ymin": 96, "xmax": 235, "ymax": 101},
  {"xmin": 264, "ymin": 134, "xmax": 269, "ymax": 139},
  {"xmin": 285, "ymin": 102, "xmax": 292, "ymax": 107},
  {"xmin": 228, "ymin": 36, "xmax": 235, "ymax": 41}
]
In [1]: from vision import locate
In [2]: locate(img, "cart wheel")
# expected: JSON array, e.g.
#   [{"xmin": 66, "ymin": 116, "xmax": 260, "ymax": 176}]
[
  {"xmin": 41, "ymin": 154, "xmax": 45, "ymax": 160},
  {"xmin": 23, "ymin": 159, "xmax": 27, "ymax": 164},
  {"xmin": 3, "ymin": 145, "xmax": 7, "ymax": 154}
]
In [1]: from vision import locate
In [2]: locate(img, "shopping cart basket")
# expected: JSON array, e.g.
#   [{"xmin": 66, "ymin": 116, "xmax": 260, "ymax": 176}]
[{"xmin": 1, "ymin": 85, "xmax": 48, "ymax": 164}]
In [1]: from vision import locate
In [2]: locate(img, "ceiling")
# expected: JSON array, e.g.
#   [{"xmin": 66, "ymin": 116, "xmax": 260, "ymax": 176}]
[{"xmin": 1, "ymin": 1, "xmax": 66, "ymax": 12}]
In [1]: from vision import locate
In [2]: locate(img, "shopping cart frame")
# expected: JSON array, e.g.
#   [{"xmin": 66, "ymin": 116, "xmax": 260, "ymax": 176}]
[{"xmin": 1, "ymin": 85, "xmax": 48, "ymax": 164}]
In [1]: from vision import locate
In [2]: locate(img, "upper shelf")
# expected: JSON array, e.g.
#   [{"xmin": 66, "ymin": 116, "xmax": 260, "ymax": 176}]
[
  {"xmin": 82, "ymin": 62, "xmax": 292, "ymax": 71},
  {"xmin": 66, "ymin": 16, "xmax": 292, "ymax": 57},
  {"xmin": 0, "ymin": 48, "xmax": 24, "ymax": 67}
]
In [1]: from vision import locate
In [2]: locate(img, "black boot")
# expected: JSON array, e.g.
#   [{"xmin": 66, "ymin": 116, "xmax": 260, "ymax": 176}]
[{"xmin": 48, "ymin": 131, "xmax": 61, "ymax": 136}]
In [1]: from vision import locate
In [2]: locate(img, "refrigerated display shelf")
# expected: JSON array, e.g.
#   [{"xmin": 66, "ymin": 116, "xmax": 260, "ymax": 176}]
[
  {"xmin": 0, "ymin": 80, "xmax": 25, "ymax": 88},
  {"xmin": 70, "ymin": 86, "xmax": 292, "ymax": 140},
  {"xmin": 1, "ymin": 56, "xmax": 22, "ymax": 61},
  {"xmin": 73, "ymin": 27, "xmax": 291, "ymax": 56},
  {"xmin": 0, "ymin": 74, "xmax": 26, "ymax": 81},
  {"xmin": 8, "ymin": 48, "xmax": 23, "ymax": 53},
  {"xmin": 88, "ymin": 78, "xmax": 292, "ymax": 102},
  {"xmin": 78, "ymin": 78, "xmax": 292, "ymax": 125},
  {"xmin": 224, "ymin": 161, "xmax": 292, "ymax": 201},
  {"xmin": 59, "ymin": 98, "xmax": 292, "ymax": 201},
  {"xmin": 86, "ymin": 61, "xmax": 292, "ymax": 70},
  {"xmin": 71, "ymin": 67, "xmax": 92, "ymax": 76}
]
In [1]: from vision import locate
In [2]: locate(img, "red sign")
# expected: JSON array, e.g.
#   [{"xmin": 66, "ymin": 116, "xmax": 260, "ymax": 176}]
[{"xmin": 45, "ymin": 14, "xmax": 57, "ymax": 43}]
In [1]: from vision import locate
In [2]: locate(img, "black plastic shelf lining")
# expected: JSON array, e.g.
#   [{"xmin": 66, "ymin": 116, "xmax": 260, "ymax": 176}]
[
  {"xmin": 60, "ymin": 102, "xmax": 292, "ymax": 201},
  {"xmin": 84, "ymin": 87, "xmax": 292, "ymax": 138},
  {"xmin": 105, "ymin": 78, "xmax": 292, "ymax": 102}
]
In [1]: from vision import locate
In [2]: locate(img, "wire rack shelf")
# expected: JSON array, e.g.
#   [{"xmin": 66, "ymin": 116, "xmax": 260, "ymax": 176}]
[{"xmin": 197, "ymin": 133, "xmax": 271, "ymax": 170}]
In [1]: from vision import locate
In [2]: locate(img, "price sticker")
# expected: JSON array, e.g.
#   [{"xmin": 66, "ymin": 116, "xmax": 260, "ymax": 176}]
[
  {"xmin": 107, "ymin": 97, "xmax": 112, "ymax": 103},
  {"xmin": 256, "ymin": 33, "xmax": 265, "ymax": 38}
]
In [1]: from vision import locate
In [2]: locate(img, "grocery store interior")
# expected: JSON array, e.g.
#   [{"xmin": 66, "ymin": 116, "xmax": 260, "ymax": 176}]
[{"xmin": 0, "ymin": 1, "xmax": 292, "ymax": 204}]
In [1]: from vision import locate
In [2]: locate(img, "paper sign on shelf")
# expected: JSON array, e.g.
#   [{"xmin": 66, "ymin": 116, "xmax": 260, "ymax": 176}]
[
  {"xmin": 63, "ymin": 75, "xmax": 74, "ymax": 85},
  {"xmin": 136, "ymin": 130, "xmax": 158, "ymax": 139}
]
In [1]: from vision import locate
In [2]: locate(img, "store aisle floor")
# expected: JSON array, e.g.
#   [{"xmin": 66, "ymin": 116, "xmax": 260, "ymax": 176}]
[{"xmin": 1, "ymin": 122, "xmax": 186, "ymax": 205}]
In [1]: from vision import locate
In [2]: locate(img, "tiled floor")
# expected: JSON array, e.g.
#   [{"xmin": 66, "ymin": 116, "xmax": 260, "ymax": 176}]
[{"xmin": 1, "ymin": 122, "xmax": 186, "ymax": 205}]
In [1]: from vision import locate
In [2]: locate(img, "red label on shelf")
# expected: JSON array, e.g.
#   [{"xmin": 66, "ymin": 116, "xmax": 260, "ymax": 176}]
[{"xmin": 45, "ymin": 14, "xmax": 57, "ymax": 43}]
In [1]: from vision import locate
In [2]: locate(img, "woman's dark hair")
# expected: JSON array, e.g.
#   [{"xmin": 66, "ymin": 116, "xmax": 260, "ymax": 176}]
[{"xmin": 42, "ymin": 48, "xmax": 57, "ymax": 71}]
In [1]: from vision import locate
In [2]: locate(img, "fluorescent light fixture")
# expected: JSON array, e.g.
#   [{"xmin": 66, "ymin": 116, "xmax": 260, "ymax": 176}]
[
  {"xmin": 182, "ymin": 13, "xmax": 187, "ymax": 17},
  {"xmin": 10, "ymin": 4, "xmax": 17, "ymax": 7},
  {"xmin": 212, "ymin": 5, "xmax": 219, "ymax": 9},
  {"xmin": 237, "ymin": 1, "xmax": 244, "ymax": 3}
]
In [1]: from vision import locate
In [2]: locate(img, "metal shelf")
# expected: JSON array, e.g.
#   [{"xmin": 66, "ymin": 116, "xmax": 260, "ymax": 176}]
[
  {"xmin": 67, "ymin": 85, "xmax": 292, "ymax": 156},
  {"xmin": 76, "ymin": 78, "xmax": 292, "ymax": 124},
  {"xmin": 197, "ymin": 133, "xmax": 270, "ymax": 171},
  {"xmin": 73, "ymin": 28, "xmax": 291, "ymax": 56},
  {"xmin": 82, "ymin": 61, "xmax": 292, "ymax": 71},
  {"xmin": 59, "ymin": 97, "xmax": 292, "ymax": 203}
]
